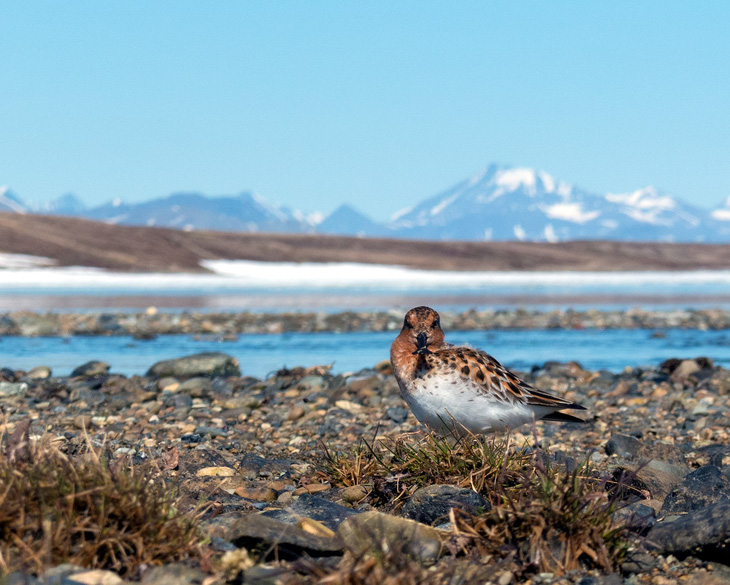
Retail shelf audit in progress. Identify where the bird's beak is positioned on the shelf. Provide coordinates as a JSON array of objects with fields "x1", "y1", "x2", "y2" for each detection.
[{"x1": 413, "y1": 332, "x2": 431, "y2": 355}]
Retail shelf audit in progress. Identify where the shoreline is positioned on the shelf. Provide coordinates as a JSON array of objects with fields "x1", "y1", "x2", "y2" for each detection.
[{"x1": 2, "y1": 307, "x2": 730, "y2": 337}]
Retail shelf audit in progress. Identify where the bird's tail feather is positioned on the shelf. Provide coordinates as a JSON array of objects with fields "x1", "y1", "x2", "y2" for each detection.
[{"x1": 542, "y1": 410, "x2": 587, "y2": 423}]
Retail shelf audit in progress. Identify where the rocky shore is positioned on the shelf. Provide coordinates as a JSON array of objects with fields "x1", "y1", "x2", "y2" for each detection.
[
  {"x1": 2, "y1": 307, "x2": 730, "y2": 337},
  {"x1": 1, "y1": 350, "x2": 729, "y2": 584}
]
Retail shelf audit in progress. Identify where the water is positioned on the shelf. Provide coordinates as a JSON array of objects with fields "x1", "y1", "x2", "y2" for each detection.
[{"x1": 2, "y1": 328, "x2": 728, "y2": 378}]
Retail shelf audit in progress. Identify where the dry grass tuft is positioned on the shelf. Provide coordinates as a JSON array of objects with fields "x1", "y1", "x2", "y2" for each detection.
[
  {"x1": 0, "y1": 426, "x2": 205, "y2": 577},
  {"x1": 321, "y1": 430, "x2": 630, "y2": 577},
  {"x1": 323, "y1": 432, "x2": 530, "y2": 508}
]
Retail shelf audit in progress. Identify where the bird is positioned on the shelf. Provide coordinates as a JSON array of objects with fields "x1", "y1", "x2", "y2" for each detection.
[{"x1": 390, "y1": 306, "x2": 586, "y2": 435}]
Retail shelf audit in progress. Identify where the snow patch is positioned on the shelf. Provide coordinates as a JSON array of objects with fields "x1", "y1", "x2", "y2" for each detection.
[
  {"x1": 543, "y1": 202, "x2": 600, "y2": 224},
  {"x1": 390, "y1": 206, "x2": 413, "y2": 222},
  {"x1": 430, "y1": 193, "x2": 459, "y2": 216},
  {"x1": 495, "y1": 168, "x2": 537, "y2": 194},
  {"x1": 0, "y1": 253, "x2": 56, "y2": 269},
  {"x1": 2, "y1": 261, "x2": 730, "y2": 293},
  {"x1": 556, "y1": 182, "x2": 573, "y2": 199},
  {"x1": 606, "y1": 187, "x2": 676, "y2": 211},
  {"x1": 544, "y1": 224, "x2": 559, "y2": 243},
  {"x1": 538, "y1": 171, "x2": 556, "y2": 193}
]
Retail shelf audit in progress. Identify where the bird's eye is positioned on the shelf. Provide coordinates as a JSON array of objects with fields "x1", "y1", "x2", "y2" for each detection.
[
  {"x1": 404, "y1": 318, "x2": 413, "y2": 329},
  {"x1": 432, "y1": 319, "x2": 440, "y2": 328}
]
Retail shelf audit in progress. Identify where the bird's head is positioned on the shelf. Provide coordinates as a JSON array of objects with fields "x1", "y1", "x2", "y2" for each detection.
[{"x1": 399, "y1": 306, "x2": 445, "y2": 355}]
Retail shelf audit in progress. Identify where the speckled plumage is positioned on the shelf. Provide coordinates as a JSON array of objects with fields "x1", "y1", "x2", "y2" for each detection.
[{"x1": 390, "y1": 306, "x2": 586, "y2": 435}]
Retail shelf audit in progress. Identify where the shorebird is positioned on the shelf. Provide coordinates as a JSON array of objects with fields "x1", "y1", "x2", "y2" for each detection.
[{"x1": 390, "y1": 306, "x2": 586, "y2": 435}]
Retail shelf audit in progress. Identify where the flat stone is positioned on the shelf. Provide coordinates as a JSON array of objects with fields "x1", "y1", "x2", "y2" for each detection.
[
  {"x1": 146, "y1": 352, "x2": 240, "y2": 379},
  {"x1": 403, "y1": 484, "x2": 490, "y2": 526},
  {"x1": 65, "y1": 570, "x2": 124, "y2": 585},
  {"x1": 262, "y1": 494, "x2": 361, "y2": 532},
  {"x1": 338, "y1": 510, "x2": 444, "y2": 564},
  {"x1": 196, "y1": 466, "x2": 237, "y2": 477},
  {"x1": 229, "y1": 513, "x2": 342, "y2": 558},
  {"x1": 235, "y1": 483, "x2": 278, "y2": 502},
  {"x1": 661, "y1": 465, "x2": 730, "y2": 514}
]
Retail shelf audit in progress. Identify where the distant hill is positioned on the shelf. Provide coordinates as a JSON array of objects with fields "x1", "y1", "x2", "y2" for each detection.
[
  {"x1": 1, "y1": 212, "x2": 730, "y2": 273},
  {"x1": 3, "y1": 164, "x2": 730, "y2": 242}
]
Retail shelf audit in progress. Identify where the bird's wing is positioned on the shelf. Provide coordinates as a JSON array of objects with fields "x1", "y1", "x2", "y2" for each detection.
[{"x1": 431, "y1": 346, "x2": 583, "y2": 410}]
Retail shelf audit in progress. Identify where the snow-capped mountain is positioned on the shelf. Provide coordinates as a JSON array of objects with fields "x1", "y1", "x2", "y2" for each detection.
[
  {"x1": 82, "y1": 191, "x2": 316, "y2": 233},
  {"x1": 3, "y1": 166, "x2": 729, "y2": 242},
  {"x1": 317, "y1": 204, "x2": 388, "y2": 237},
  {"x1": 389, "y1": 165, "x2": 718, "y2": 242}
]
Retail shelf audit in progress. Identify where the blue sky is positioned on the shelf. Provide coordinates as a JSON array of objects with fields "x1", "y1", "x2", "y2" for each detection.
[{"x1": 1, "y1": 2, "x2": 729, "y2": 220}]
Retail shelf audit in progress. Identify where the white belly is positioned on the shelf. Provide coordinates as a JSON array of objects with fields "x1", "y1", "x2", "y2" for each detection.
[{"x1": 399, "y1": 376, "x2": 551, "y2": 435}]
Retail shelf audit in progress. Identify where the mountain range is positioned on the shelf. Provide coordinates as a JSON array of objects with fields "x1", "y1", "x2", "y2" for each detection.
[{"x1": 3, "y1": 165, "x2": 730, "y2": 242}]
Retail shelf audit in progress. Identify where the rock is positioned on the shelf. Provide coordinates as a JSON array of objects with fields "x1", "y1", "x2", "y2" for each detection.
[
  {"x1": 611, "y1": 501, "x2": 656, "y2": 535},
  {"x1": 287, "y1": 405, "x2": 306, "y2": 421},
  {"x1": 179, "y1": 377, "x2": 213, "y2": 397},
  {"x1": 229, "y1": 513, "x2": 342, "y2": 558},
  {"x1": 661, "y1": 465, "x2": 730, "y2": 514},
  {"x1": 25, "y1": 365, "x2": 52, "y2": 380},
  {"x1": 264, "y1": 494, "x2": 361, "y2": 532},
  {"x1": 635, "y1": 443, "x2": 687, "y2": 466},
  {"x1": 647, "y1": 499, "x2": 730, "y2": 561},
  {"x1": 141, "y1": 563, "x2": 207, "y2": 585},
  {"x1": 71, "y1": 361, "x2": 110, "y2": 377},
  {"x1": 235, "y1": 483, "x2": 278, "y2": 502},
  {"x1": 671, "y1": 359, "x2": 701, "y2": 380},
  {"x1": 0, "y1": 381, "x2": 28, "y2": 397},
  {"x1": 385, "y1": 406, "x2": 409, "y2": 423},
  {"x1": 620, "y1": 550, "x2": 660, "y2": 575},
  {"x1": 178, "y1": 448, "x2": 231, "y2": 475},
  {"x1": 293, "y1": 483, "x2": 331, "y2": 495},
  {"x1": 605, "y1": 434, "x2": 640, "y2": 459},
  {"x1": 403, "y1": 484, "x2": 490, "y2": 526},
  {"x1": 342, "y1": 485, "x2": 368, "y2": 504},
  {"x1": 146, "y1": 352, "x2": 240, "y2": 379},
  {"x1": 196, "y1": 466, "x2": 237, "y2": 477},
  {"x1": 614, "y1": 460, "x2": 689, "y2": 502},
  {"x1": 1, "y1": 572, "x2": 41, "y2": 585},
  {"x1": 238, "y1": 453, "x2": 292, "y2": 480},
  {"x1": 39, "y1": 565, "x2": 87, "y2": 585},
  {"x1": 338, "y1": 510, "x2": 444, "y2": 564}
]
